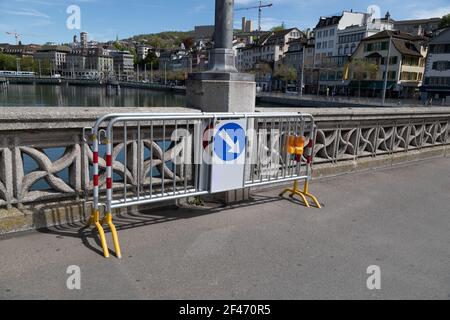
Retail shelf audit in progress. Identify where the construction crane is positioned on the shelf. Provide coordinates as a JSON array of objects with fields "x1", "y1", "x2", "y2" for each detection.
[
  {"x1": 6, "y1": 31, "x2": 21, "y2": 45},
  {"x1": 235, "y1": 1, "x2": 273, "y2": 32}
]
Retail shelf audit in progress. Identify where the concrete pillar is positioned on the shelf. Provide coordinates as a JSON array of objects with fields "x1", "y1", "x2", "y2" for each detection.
[
  {"x1": 186, "y1": 0, "x2": 255, "y2": 113},
  {"x1": 186, "y1": 0, "x2": 255, "y2": 202}
]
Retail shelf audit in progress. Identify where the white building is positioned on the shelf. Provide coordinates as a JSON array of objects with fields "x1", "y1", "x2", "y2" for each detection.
[
  {"x1": 314, "y1": 11, "x2": 367, "y2": 67},
  {"x1": 236, "y1": 28, "x2": 303, "y2": 72},
  {"x1": 315, "y1": 10, "x2": 394, "y2": 93},
  {"x1": 337, "y1": 13, "x2": 393, "y2": 57},
  {"x1": 34, "y1": 45, "x2": 71, "y2": 73},
  {"x1": 422, "y1": 28, "x2": 450, "y2": 104},
  {"x1": 137, "y1": 45, "x2": 153, "y2": 61}
]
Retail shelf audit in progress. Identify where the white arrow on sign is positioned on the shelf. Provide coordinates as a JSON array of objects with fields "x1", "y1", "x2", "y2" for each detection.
[{"x1": 218, "y1": 129, "x2": 241, "y2": 154}]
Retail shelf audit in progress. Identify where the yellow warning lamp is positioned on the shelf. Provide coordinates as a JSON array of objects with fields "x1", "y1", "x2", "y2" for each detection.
[
  {"x1": 286, "y1": 135, "x2": 305, "y2": 155},
  {"x1": 287, "y1": 135, "x2": 296, "y2": 154},
  {"x1": 294, "y1": 136, "x2": 305, "y2": 156}
]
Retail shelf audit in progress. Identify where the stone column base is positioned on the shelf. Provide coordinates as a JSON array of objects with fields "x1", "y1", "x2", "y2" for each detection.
[{"x1": 186, "y1": 72, "x2": 256, "y2": 113}]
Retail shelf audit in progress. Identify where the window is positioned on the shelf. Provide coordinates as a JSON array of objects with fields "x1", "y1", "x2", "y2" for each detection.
[
  {"x1": 317, "y1": 42, "x2": 322, "y2": 49},
  {"x1": 324, "y1": 30, "x2": 329, "y2": 37},
  {"x1": 429, "y1": 44, "x2": 450, "y2": 54},
  {"x1": 390, "y1": 56, "x2": 398, "y2": 65},
  {"x1": 328, "y1": 40, "x2": 334, "y2": 48},
  {"x1": 330, "y1": 29, "x2": 335, "y2": 36},
  {"x1": 432, "y1": 61, "x2": 450, "y2": 71}
]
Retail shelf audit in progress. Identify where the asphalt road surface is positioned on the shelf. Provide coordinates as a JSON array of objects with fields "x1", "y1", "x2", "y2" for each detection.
[{"x1": 1, "y1": 157, "x2": 449, "y2": 300}]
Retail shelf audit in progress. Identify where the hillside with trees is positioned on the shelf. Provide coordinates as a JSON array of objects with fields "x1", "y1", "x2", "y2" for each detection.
[{"x1": 128, "y1": 31, "x2": 195, "y2": 49}]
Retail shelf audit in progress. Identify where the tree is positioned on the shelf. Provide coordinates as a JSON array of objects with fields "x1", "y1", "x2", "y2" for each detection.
[
  {"x1": 274, "y1": 64, "x2": 297, "y2": 82},
  {"x1": 439, "y1": 14, "x2": 450, "y2": 28},
  {"x1": 251, "y1": 62, "x2": 272, "y2": 79},
  {"x1": 139, "y1": 51, "x2": 159, "y2": 70},
  {"x1": 113, "y1": 41, "x2": 125, "y2": 51},
  {"x1": 182, "y1": 37, "x2": 194, "y2": 50},
  {"x1": 271, "y1": 22, "x2": 286, "y2": 32},
  {"x1": 347, "y1": 58, "x2": 378, "y2": 97},
  {"x1": 20, "y1": 56, "x2": 36, "y2": 72},
  {"x1": 0, "y1": 53, "x2": 17, "y2": 71}
]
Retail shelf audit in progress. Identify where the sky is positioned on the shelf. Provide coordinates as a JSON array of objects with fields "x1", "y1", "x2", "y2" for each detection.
[{"x1": 0, "y1": 0, "x2": 449, "y2": 44}]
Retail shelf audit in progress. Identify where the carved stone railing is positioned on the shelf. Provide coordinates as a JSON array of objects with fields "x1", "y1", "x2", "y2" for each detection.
[
  {"x1": 314, "y1": 114, "x2": 450, "y2": 164},
  {"x1": 0, "y1": 107, "x2": 449, "y2": 212}
]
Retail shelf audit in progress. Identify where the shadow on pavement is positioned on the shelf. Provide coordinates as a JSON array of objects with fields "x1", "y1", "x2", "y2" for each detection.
[{"x1": 36, "y1": 193, "x2": 304, "y2": 257}]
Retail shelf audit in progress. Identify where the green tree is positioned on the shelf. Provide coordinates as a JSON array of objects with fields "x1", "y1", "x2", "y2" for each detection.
[
  {"x1": 271, "y1": 22, "x2": 286, "y2": 32},
  {"x1": 113, "y1": 41, "x2": 125, "y2": 51},
  {"x1": 0, "y1": 53, "x2": 17, "y2": 71},
  {"x1": 347, "y1": 58, "x2": 378, "y2": 97},
  {"x1": 20, "y1": 56, "x2": 36, "y2": 72},
  {"x1": 274, "y1": 64, "x2": 297, "y2": 82},
  {"x1": 36, "y1": 58, "x2": 52, "y2": 76},
  {"x1": 439, "y1": 14, "x2": 450, "y2": 28}
]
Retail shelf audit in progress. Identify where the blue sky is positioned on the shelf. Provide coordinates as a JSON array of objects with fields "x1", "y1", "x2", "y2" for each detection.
[{"x1": 0, "y1": 0, "x2": 449, "y2": 44}]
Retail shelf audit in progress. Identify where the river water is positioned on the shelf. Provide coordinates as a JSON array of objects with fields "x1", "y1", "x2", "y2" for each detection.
[{"x1": 0, "y1": 84, "x2": 186, "y2": 107}]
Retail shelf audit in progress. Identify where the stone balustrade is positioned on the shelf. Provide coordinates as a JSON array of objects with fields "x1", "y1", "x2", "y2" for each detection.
[{"x1": 0, "y1": 107, "x2": 449, "y2": 233}]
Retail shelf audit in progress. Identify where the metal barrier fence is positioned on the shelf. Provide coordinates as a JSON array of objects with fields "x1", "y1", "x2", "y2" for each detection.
[{"x1": 85, "y1": 112, "x2": 321, "y2": 258}]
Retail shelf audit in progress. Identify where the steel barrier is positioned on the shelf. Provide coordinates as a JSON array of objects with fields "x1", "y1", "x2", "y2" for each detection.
[{"x1": 84, "y1": 112, "x2": 321, "y2": 258}]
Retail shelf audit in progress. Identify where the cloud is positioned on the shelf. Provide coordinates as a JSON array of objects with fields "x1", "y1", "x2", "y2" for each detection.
[
  {"x1": 2, "y1": 8, "x2": 50, "y2": 18},
  {"x1": 190, "y1": 4, "x2": 207, "y2": 14},
  {"x1": 410, "y1": 6, "x2": 450, "y2": 19}
]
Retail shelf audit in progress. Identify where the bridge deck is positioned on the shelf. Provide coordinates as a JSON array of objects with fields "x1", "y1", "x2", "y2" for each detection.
[{"x1": 0, "y1": 157, "x2": 449, "y2": 299}]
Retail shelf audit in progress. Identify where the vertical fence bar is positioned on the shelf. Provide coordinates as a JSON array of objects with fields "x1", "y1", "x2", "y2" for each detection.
[
  {"x1": 162, "y1": 120, "x2": 165, "y2": 196},
  {"x1": 150, "y1": 121, "x2": 153, "y2": 199},
  {"x1": 106, "y1": 128, "x2": 113, "y2": 215},
  {"x1": 137, "y1": 121, "x2": 141, "y2": 201},
  {"x1": 173, "y1": 120, "x2": 177, "y2": 195},
  {"x1": 123, "y1": 122, "x2": 127, "y2": 203},
  {"x1": 92, "y1": 132, "x2": 99, "y2": 212},
  {"x1": 184, "y1": 119, "x2": 189, "y2": 194}
]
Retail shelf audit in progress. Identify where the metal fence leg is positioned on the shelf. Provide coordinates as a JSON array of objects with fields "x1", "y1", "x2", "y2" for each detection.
[
  {"x1": 300, "y1": 136, "x2": 322, "y2": 209},
  {"x1": 87, "y1": 209, "x2": 110, "y2": 258},
  {"x1": 101, "y1": 212, "x2": 122, "y2": 259},
  {"x1": 280, "y1": 134, "x2": 321, "y2": 209},
  {"x1": 298, "y1": 179, "x2": 321, "y2": 209},
  {"x1": 279, "y1": 179, "x2": 310, "y2": 208}
]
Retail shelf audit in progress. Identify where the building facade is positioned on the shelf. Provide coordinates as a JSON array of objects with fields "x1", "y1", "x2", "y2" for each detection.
[
  {"x1": 64, "y1": 47, "x2": 114, "y2": 79},
  {"x1": 34, "y1": 45, "x2": 71, "y2": 73},
  {"x1": 315, "y1": 11, "x2": 394, "y2": 93},
  {"x1": 349, "y1": 30, "x2": 428, "y2": 98},
  {"x1": 422, "y1": 28, "x2": 450, "y2": 104},
  {"x1": 110, "y1": 50, "x2": 135, "y2": 81},
  {"x1": 394, "y1": 18, "x2": 442, "y2": 37},
  {"x1": 236, "y1": 28, "x2": 303, "y2": 72}
]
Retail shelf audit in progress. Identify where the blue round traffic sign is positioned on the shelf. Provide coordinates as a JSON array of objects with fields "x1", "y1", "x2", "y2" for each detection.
[{"x1": 213, "y1": 122, "x2": 246, "y2": 162}]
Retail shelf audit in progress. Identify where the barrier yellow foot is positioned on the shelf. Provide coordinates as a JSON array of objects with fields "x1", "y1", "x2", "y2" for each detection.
[
  {"x1": 298, "y1": 181, "x2": 322, "y2": 209},
  {"x1": 280, "y1": 180, "x2": 321, "y2": 209},
  {"x1": 102, "y1": 213, "x2": 122, "y2": 259},
  {"x1": 88, "y1": 210, "x2": 110, "y2": 258}
]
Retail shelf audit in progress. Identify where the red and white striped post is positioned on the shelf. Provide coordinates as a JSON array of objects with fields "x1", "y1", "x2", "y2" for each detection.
[
  {"x1": 103, "y1": 132, "x2": 122, "y2": 259},
  {"x1": 90, "y1": 132, "x2": 110, "y2": 258}
]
